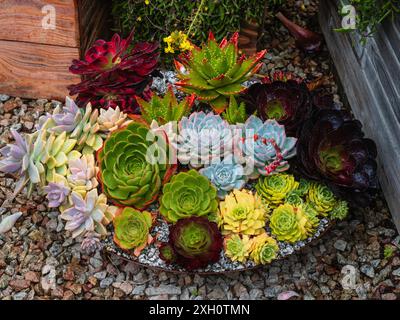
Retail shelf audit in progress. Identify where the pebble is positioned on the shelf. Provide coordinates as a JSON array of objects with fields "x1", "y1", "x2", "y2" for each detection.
[
  {"x1": 145, "y1": 285, "x2": 182, "y2": 296},
  {"x1": 392, "y1": 268, "x2": 400, "y2": 277},
  {"x1": 334, "y1": 240, "x2": 348, "y2": 252},
  {"x1": 13, "y1": 292, "x2": 28, "y2": 300},
  {"x1": 99, "y1": 277, "x2": 114, "y2": 289},
  {"x1": 360, "y1": 264, "x2": 375, "y2": 278}
]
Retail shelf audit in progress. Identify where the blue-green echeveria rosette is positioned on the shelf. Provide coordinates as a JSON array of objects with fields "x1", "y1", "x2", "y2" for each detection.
[
  {"x1": 98, "y1": 122, "x2": 175, "y2": 209},
  {"x1": 237, "y1": 115, "x2": 297, "y2": 178},
  {"x1": 177, "y1": 112, "x2": 233, "y2": 168},
  {"x1": 160, "y1": 170, "x2": 218, "y2": 223},
  {"x1": 199, "y1": 155, "x2": 246, "y2": 199}
]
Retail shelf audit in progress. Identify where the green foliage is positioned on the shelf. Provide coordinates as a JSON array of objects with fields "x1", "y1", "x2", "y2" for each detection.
[
  {"x1": 222, "y1": 96, "x2": 248, "y2": 124},
  {"x1": 384, "y1": 244, "x2": 397, "y2": 259},
  {"x1": 112, "y1": 0, "x2": 278, "y2": 47},
  {"x1": 337, "y1": 0, "x2": 399, "y2": 43}
]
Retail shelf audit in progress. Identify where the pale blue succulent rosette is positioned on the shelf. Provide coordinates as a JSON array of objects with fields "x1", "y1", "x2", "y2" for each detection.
[
  {"x1": 199, "y1": 155, "x2": 246, "y2": 199},
  {"x1": 177, "y1": 111, "x2": 233, "y2": 168},
  {"x1": 237, "y1": 115, "x2": 297, "y2": 178}
]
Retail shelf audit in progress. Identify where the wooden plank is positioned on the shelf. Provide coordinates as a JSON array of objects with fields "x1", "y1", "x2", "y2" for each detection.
[
  {"x1": 319, "y1": 0, "x2": 400, "y2": 232},
  {"x1": 0, "y1": 0, "x2": 79, "y2": 48},
  {"x1": 0, "y1": 40, "x2": 80, "y2": 100}
]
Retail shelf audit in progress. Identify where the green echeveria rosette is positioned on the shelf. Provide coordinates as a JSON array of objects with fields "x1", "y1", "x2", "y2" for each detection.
[
  {"x1": 285, "y1": 190, "x2": 304, "y2": 206},
  {"x1": 98, "y1": 122, "x2": 175, "y2": 209},
  {"x1": 113, "y1": 207, "x2": 154, "y2": 255},
  {"x1": 307, "y1": 183, "x2": 337, "y2": 216},
  {"x1": 256, "y1": 173, "x2": 299, "y2": 207},
  {"x1": 330, "y1": 200, "x2": 349, "y2": 220},
  {"x1": 269, "y1": 204, "x2": 307, "y2": 243},
  {"x1": 160, "y1": 170, "x2": 218, "y2": 223},
  {"x1": 164, "y1": 216, "x2": 223, "y2": 270}
]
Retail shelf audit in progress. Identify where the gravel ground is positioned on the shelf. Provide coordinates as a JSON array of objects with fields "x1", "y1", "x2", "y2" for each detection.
[{"x1": 0, "y1": 0, "x2": 399, "y2": 300}]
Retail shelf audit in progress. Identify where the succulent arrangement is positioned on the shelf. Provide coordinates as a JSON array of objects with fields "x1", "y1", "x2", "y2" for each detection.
[{"x1": 0, "y1": 30, "x2": 378, "y2": 272}]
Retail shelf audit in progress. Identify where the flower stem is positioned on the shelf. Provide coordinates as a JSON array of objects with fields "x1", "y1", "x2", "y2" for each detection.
[{"x1": 187, "y1": 0, "x2": 206, "y2": 36}]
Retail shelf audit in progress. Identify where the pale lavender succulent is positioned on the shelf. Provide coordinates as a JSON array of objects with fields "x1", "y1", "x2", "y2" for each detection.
[
  {"x1": 0, "y1": 130, "x2": 27, "y2": 174},
  {"x1": 43, "y1": 182, "x2": 70, "y2": 208},
  {"x1": 81, "y1": 232, "x2": 103, "y2": 255},
  {"x1": 237, "y1": 115, "x2": 297, "y2": 177},
  {"x1": 177, "y1": 111, "x2": 233, "y2": 168},
  {"x1": 60, "y1": 189, "x2": 108, "y2": 238},
  {"x1": 199, "y1": 155, "x2": 246, "y2": 199}
]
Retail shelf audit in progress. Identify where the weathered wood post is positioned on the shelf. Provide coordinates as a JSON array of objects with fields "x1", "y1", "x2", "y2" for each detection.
[{"x1": 319, "y1": 0, "x2": 400, "y2": 231}]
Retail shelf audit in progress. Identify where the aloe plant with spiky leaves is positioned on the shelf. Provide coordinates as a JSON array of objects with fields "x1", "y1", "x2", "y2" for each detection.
[
  {"x1": 174, "y1": 32, "x2": 266, "y2": 113},
  {"x1": 136, "y1": 86, "x2": 195, "y2": 125},
  {"x1": 221, "y1": 96, "x2": 248, "y2": 125}
]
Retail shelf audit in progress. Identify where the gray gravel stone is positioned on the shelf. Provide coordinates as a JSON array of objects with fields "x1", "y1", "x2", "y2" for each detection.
[
  {"x1": 334, "y1": 239, "x2": 348, "y2": 252},
  {"x1": 145, "y1": 285, "x2": 182, "y2": 296}
]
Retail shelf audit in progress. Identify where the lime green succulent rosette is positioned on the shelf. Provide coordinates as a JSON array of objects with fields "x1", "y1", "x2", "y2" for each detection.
[
  {"x1": 256, "y1": 173, "x2": 299, "y2": 207},
  {"x1": 330, "y1": 200, "x2": 349, "y2": 220},
  {"x1": 249, "y1": 233, "x2": 279, "y2": 265},
  {"x1": 269, "y1": 203, "x2": 310, "y2": 243},
  {"x1": 307, "y1": 183, "x2": 337, "y2": 215},
  {"x1": 296, "y1": 178, "x2": 311, "y2": 196},
  {"x1": 113, "y1": 207, "x2": 154, "y2": 256},
  {"x1": 285, "y1": 190, "x2": 304, "y2": 207},
  {"x1": 98, "y1": 122, "x2": 175, "y2": 209},
  {"x1": 302, "y1": 202, "x2": 320, "y2": 231},
  {"x1": 223, "y1": 234, "x2": 252, "y2": 263},
  {"x1": 160, "y1": 170, "x2": 218, "y2": 223}
]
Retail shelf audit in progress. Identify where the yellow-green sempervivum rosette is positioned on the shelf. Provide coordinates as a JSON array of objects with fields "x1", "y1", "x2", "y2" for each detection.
[
  {"x1": 113, "y1": 207, "x2": 154, "y2": 256},
  {"x1": 256, "y1": 173, "x2": 299, "y2": 208},
  {"x1": 330, "y1": 200, "x2": 349, "y2": 220},
  {"x1": 223, "y1": 234, "x2": 252, "y2": 263},
  {"x1": 249, "y1": 233, "x2": 279, "y2": 265},
  {"x1": 97, "y1": 122, "x2": 176, "y2": 209},
  {"x1": 307, "y1": 183, "x2": 337, "y2": 216},
  {"x1": 218, "y1": 189, "x2": 269, "y2": 236},
  {"x1": 269, "y1": 204, "x2": 310, "y2": 243},
  {"x1": 159, "y1": 170, "x2": 218, "y2": 223}
]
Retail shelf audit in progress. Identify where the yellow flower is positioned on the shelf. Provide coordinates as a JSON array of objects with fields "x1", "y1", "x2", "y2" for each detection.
[
  {"x1": 136, "y1": 16, "x2": 142, "y2": 22},
  {"x1": 145, "y1": 0, "x2": 150, "y2": 5}
]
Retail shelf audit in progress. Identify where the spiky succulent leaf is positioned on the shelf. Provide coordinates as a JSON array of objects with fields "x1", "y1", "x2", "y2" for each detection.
[
  {"x1": 221, "y1": 96, "x2": 248, "y2": 125},
  {"x1": 175, "y1": 32, "x2": 266, "y2": 113}
]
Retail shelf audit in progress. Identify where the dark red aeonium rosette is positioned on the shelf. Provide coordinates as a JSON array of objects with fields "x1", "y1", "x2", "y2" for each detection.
[
  {"x1": 160, "y1": 217, "x2": 223, "y2": 271},
  {"x1": 244, "y1": 79, "x2": 312, "y2": 136},
  {"x1": 296, "y1": 109, "x2": 378, "y2": 205},
  {"x1": 68, "y1": 30, "x2": 159, "y2": 113}
]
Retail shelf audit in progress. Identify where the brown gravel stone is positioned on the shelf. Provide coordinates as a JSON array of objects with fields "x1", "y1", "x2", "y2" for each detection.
[
  {"x1": 9, "y1": 279, "x2": 30, "y2": 291},
  {"x1": 24, "y1": 271, "x2": 39, "y2": 283}
]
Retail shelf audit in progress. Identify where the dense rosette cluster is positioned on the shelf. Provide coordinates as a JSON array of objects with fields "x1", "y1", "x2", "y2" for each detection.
[
  {"x1": 113, "y1": 207, "x2": 154, "y2": 255},
  {"x1": 218, "y1": 189, "x2": 268, "y2": 236},
  {"x1": 296, "y1": 109, "x2": 378, "y2": 204},
  {"x1": 175, "y1": 32, "x2": 266, "y2": 113},
  {"x1": 269, "y1": 204, "x2": 312, "y2": 243},
  {"x1": 245, "y1": 80, "x2": 311, "y2": 136},
  {"x1": 237, "y1": 116, "x2": 297, "y2": 177},
  {"x1": 177, "y1": 112, "x2": 233, "y2": 168},
  {"x1": 98, "y1": 122, "x2": 175, "y2": 209},
  {"x1": 199, "y1": 155, "x2": 246, "y2": 199},
  {"x1": 249, "y1": 233, "x2": 279, "y2": 265},
  {"x1": 160, "y1": 170, "x2": 218, "y2": 223},
  {"x1": 161, "y1": 217, "x2": 223, "y2": 270},
  {"x1": 307, "y1": 183, "x2": 337, "y2": 215},
  {"x1": 256, "y1": 173, "x2": 299, "y2": 207},
  {"x1": 69, "y1": 31, "x2": 159, "y2": 113},
  {"x1": 223, "y1": 234, "x2": 252, "y2": 263}
]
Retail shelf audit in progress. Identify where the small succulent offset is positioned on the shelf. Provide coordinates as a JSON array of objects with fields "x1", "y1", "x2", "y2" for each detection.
[
  {"x1": 43, "y1": 181, "x2": 70, "y2": 208},
  {"x1": 67, "y1": 154, "x2": 99, "y2": 197},
  {"x1": 60, "y1": 189, "x2": 115, "y2": 238},
  {"x1": 224, "y1": 234, "x2": 252, "y2": 263},
  {"x1": 81, "y1": 232, "x2": 103, "y2": 255},
  {"x1": 98, "y1": 122, "x2": 175, "y2": 209},
  {"x1": 113, "y1": 207, "x2": 154, "y2": 256},
  {"x1": 249, "y1": 233, "x2": 279, "y2": 265},
  {"x1": 330, "y1": 200, "x2": 349, "y2": 220},
  {"x1": 297, "y1": 109, "x2": 377, "y2": 205},
  {"x1": 0, "y1": 129, "x2": 45, "y2": 196},
  {"x1": 245, "y1": 80, "x2": 311, "y2": 136},
  {"x1": 97, "y1": 106, "x2": 132, "y2": 135},
  {"x1": 218, "y1": 189, "x2": 268, "y2": 236},
  {"x1": 256, "y1": 173, "x2": 299, "y2": 208},
  {"x1": 307, "y1": 183, "x2": 337, "y2": 216},
  {"x1": 160, "y1": 170, "x2": 218, "y2": 223},
  {"x1": 199, "y1": 155, "x2": 246, "y2": 199},
  {"x1": 177, "y1": 112, "x2": 233, "y2": 168},
  {"x1": 222, "y1": 96, "x2": 248, "y2": 125},
  {"x1": 69, "y1": 30, "x2": 159, "y2": 113},
  {"x1": 269, "y1": 203, "x2": 311, "y2": 243},
  {"x1": 175, "y1": 32, "x2": 266, "y2": 113},
  {"x1": 160, "y1": 217, "x2": 223, "y2": 270},
  {"x1": 136, "y1": 86, "x2": 195, "y2": 125},
  {"x1": 237, "y1": 116, "x2": 297, "y2": 177}
]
